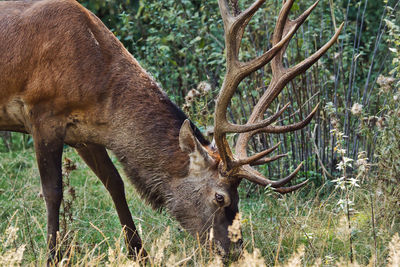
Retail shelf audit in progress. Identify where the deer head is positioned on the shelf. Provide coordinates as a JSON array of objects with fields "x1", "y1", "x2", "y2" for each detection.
[{"x1": 168, "y1": 0, "x2": 342, "y2": 257}]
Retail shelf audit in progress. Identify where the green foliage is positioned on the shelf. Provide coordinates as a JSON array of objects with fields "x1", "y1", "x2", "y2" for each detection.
[
  {"x1": 0, "y1": 133, "x2": 33, "y2": 152},
  {"x1": 80, "y1": 0, "x2": 225, "y2": 106},
  {"x1": 373, "y1": 12, "x2": 400, "y2": 221}
]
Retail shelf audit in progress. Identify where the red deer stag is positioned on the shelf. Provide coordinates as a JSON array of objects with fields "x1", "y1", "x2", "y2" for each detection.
[{"x1": 0, "y1": 0, "x2": 342, "y2": 262}]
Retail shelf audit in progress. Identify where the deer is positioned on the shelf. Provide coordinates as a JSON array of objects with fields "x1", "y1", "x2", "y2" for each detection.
[{"x1": 0, "y1": 0, "x2": 342, "y2": 263}]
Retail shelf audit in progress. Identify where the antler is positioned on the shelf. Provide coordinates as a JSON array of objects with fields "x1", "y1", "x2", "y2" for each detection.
[{"x1": 214, "y1": 0, "x2": 343, "y2": 193}]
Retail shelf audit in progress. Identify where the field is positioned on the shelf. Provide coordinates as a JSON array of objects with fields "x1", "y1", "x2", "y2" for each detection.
[{"x1": 0, "y1": 135, "x2": 399, "y2": 266}]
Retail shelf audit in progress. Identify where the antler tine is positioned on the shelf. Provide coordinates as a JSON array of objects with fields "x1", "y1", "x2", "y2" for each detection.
[
  {"x1": 247, "y1": 2, "x2": 335, "y2": 121},
  {"x1": 272, "y1": 0, "x2": 320, "y2": 72},
  {"x1": 274, "y1": 0, "x2": 320, "y2": 43},
  {"x1": 227, "y1": 102, "x2": 290, "y2": 133},
  {"x1": 250, "y1": 153, "x2": 288, "y2": 166},
  {"x1": 273, "y1": 179, "x2": 309, "y2": 194},
  {"x1": 271, "y1": 0, "x2": 295, "y2": 54},
  {"x1": 235, "y1": 103, "x2": 319, "y2": 162},
  {"x1": 218, "y1": 0, "x2": 266, "y2": 63},
  {"x1": 244, "y1": 23, "x2": 342, "y2": 127},
  {"x1": 286, "y1": 22, "x2": 344, "y2": 80},
  {"x1": 218, "y1": 0, "x2": 266, "y2": 30},
  {"x1": 295, "y1": 0, "x2": 320, "y2": 26},
  {"x1": 256, "y1": 103, "x2": 319, "y2": 134},
  {"x1": 233, "y1": 141, "x2": 281, "y2": 167},
  {"x1": 238, "y1": 164, "x2": 309, "y2": 195},
  {"x1": 218, "y1": 0, "x2": 233, "y2": 25},
  {"x1": 271, "y1": 162, "x2": 303, "y2": 187},
  {"x1": 238, "y1": 162, "x2": 304, "y2": 188},
  {"x1": 241, "y1": 25, "x2": 298, "y2": 76},
  {"x1": 232, "y1": 0, "x2": 266, "y2": 56}
]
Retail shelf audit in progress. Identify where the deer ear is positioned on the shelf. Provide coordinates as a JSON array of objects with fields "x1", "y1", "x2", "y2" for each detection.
[
  {"x1": 179, "y1": 120, "x2": 216, "y2": 170},
  {"x1": 179, "y1": 119, "x2": 196, "y2": 153}
]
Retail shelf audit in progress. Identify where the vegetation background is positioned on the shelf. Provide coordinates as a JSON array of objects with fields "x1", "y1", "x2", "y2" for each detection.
[{"x1": 0, "y1": 0, "x2": 399, "y2": 265}]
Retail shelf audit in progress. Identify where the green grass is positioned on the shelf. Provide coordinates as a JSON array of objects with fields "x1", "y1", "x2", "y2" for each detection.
[{"x1": 0, "y1": 144, "x2": 398, "y2": 266}]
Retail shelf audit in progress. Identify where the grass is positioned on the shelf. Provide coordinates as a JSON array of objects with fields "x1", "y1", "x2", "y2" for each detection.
[{"x1": 0, "y1": 142, "x2": 399, "y2": 266}]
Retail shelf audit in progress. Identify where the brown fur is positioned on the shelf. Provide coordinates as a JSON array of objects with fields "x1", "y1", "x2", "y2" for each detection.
[
  {"x1": 0, "y1": 0, "x2": 241, "y2": 262},
  {"x1": 0, "y1": 0, "x2": 190, "y2": 197}
]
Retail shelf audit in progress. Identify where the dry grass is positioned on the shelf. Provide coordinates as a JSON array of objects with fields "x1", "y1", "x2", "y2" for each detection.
[{"x1": 1, "y1": 213, "x2": 400, "y2": 267}]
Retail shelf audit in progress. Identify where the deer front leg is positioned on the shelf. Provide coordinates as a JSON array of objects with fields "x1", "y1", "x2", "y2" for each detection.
[
  {"x1": 75, "y1": 143, "x2": 147, "y2": 259},
  {"x1": 32, "y1": 125, "x2": 65, "y2": 264}
]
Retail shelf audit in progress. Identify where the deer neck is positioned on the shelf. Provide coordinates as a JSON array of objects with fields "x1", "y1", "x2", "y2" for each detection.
[{"x1": 103, "y1": 77, "x2": 193, "y2": 209}]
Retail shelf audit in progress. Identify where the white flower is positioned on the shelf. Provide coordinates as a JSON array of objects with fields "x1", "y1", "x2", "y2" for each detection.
[
  {"x1": 336, "y1": 161, "x2": 345, "y2": 171},
  {"x1": 305, "y1": 232, "x2": 314, "y2": 239},
  {"x1": 337, "y1": 199, "x2": 346, "y2": 210},
  {"x1": 337, "y1": 157, "x2": 353, "y2": 171},
  {"x1": 332, "y1": 176, "x2": 346, "y2": 190},
  {"x1": 336, "y1": 148, "x2": 346, "y2": 155},
  {"x1": 343, "y1": 157, "x2": 353, "y2": 164},
  {"x1": 347, "y1": 178, "x2": 360, "y2": 187}
]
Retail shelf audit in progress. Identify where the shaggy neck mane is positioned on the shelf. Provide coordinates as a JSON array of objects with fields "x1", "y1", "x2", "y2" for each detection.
[{"x1": 108, "y1": 72, "x2": 209, "y2": 210}]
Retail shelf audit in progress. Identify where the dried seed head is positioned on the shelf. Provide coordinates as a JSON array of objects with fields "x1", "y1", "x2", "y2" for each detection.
[
  {"x1": 377, "y1": 75, "x2": 396, "y2": 93},
  {"x1": 377, "y1": 75, "x2": 395, "y2": 87},
  {"x1": 228, "y1": 213, "x2": 242, "y2": 242},
  {"x1": 185, "y1": 95, "x2": 193, "y2": 103},
  {"x1": 151, "y1": 227, "x2": 171, "y2": 266},
  {"x1": 187, "y1": 89, "x2": 200, "y2": 98},
  {"x1": 356, "y1": 154, "x2": 369, "y2": 174},
  {"x1": 364, "y1": 116, "x2": 378, "y2": 128},
  {"x1": 351, "y1": 103, "x2": 363, "y2": 116},
  {"x1": 376, "y1": 117, "x2": 385, "y2": 129},
  {"x1": 197, "y1": 81, "x2": 212, "y2": 93},
  {"x1": 185, "y1": 89, "x2": 200, "y2": 106},
  {"x1": 231, "y1": 249, "x2": 266, "y2": 267},
  {"x1": 183, "y1": 103, "x2": 191, "y2": 113},
  {"x1": 331, "y1": 117, "x2": 339, "y2": 129}
]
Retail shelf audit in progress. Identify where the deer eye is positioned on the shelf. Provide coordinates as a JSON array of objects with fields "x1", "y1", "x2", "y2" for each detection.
[{"x1": 215, "y1": 193, "x2": 225, "y2": 204}]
